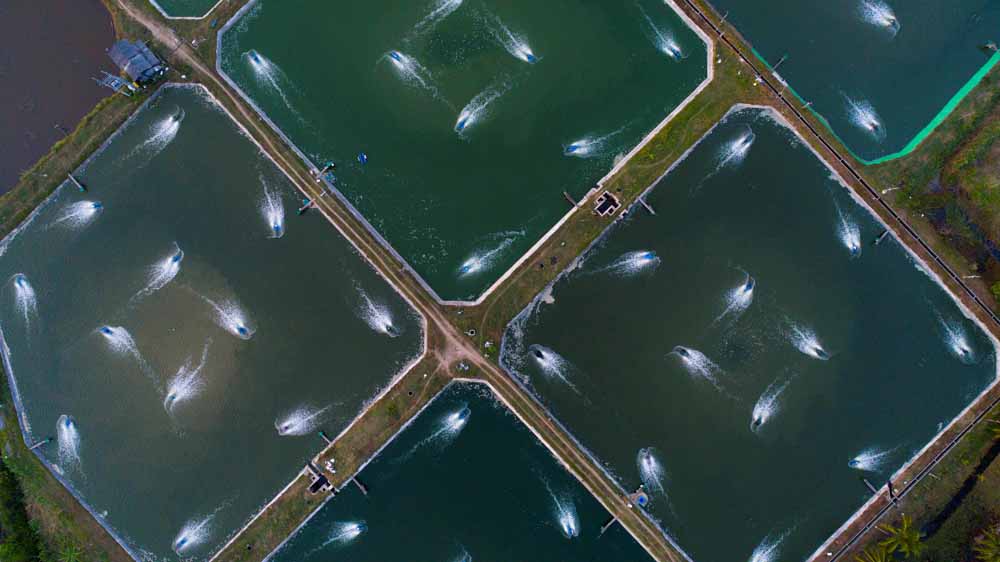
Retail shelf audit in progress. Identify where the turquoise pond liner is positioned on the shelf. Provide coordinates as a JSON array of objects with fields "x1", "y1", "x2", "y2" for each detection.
[{"x1": 710, "y1": 0, "x2": 1000, "y2": 163}]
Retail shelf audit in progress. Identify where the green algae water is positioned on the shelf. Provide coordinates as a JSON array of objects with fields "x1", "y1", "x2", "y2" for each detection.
[
  {"x1": 267, "y1": 382, "x2": 651, "y2": 562},
  {"x1": 501, "y1": 108, "x2": 998, "y2": 562},
  {"x1": 0, "y1": 85, "x2": 422, "y2": 561},
  {"x1": 707, "y1": 0, "x2": 1000, "y2": 162},
  {"x1": 219, "y1": 0, "x2": 707, "y2": 301},
  {"x1": 148, "y1": 0, "x2": 218, "y2": 18}
]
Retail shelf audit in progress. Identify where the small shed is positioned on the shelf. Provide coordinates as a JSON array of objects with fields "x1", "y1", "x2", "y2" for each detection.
[
  {"x1": 304, "y1": 461, "x2": 332, "y2": 494},
  {"x1": 107, "y1": 40, "x2": 168, "y2": 85},
  {"x1": 594, "y1": 191, "x2": 622, "y2": 217}
]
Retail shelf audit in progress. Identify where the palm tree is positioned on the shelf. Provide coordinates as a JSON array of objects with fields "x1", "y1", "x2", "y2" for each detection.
[
  {"x1": 974, "y1": 526, "x2": 1000, "y2": 562},
  {"x1": 854, "y1": 545, "x2": 891, "y2": 562},
  {"x1": 58, "y1": 544, "x2": 82, "y2": 562},
  {"x1": 879, "y1": 514, "x2": 925, "y2": 559}
]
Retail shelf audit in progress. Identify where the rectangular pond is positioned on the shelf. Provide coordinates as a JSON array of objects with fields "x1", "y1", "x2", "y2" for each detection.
[
  {"x1": 218, "y1": 0, "x2": 708, "y2": 301},
  {"x1": 501, "y1": 107, "x2": 999, "y2": 562},
  {"x1": 0, "y1": 85, "x2": 423, "y2": 561},
  {"x1": 266, "y1": 382, "x2": 651, "y2": 562},
  {"x1": 707, "y1": 0, "x2": 1000, "y2": 162}
]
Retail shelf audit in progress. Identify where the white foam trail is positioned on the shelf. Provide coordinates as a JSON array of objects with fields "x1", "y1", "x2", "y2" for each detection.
[
  {"x1": 56, "y1": 414, "x2": 81, "y2": 468},
  {"x1": 749, "y1": 530, "x2": 790, "y2": 562},
  {"x1": 638, "y1": 4, "x2": 684, "y2": 60},
  {"x1": 636, "y1": 447, "x2": 667, "y2": 495},
  {"x1": 787, "y1": 324, "x2": 830, "y2": 360},
  {"x1": 458, "y1": 232, "x2": 521, "y2": 277},
  {"x1": 130, "y1": 108, "x2": 184, "y2": 160},
  {"x1": 528, "y1": 344, "x2": 577, "y2": 389},
  {"x1": 554, "y1": 496, "x2": 579, "y2": 539},
  {"x1": 325, "y1": 521, "x2": 366, "y2": 545},
  {"x1": 715, "y1": 274, "x2": 755, "y2": 324},
  {"x1": 595, "y1": 250, "x2": 661, "y2": 277},
  {"x1": 938, "y1": 315, "x2": 976, "y2": 364},
  {"x1": 449, "y1": 548, "x2": 472, "y2": 562},
  {"x1": 51, "y1": 201, "x2": 103, "y2": 229},
  {"x1": 275, "y1": 404, "x2": 332, "y2": 436},
  {"x1": 849, "y1": 446, "x2": 897, "y2": 472},
  {"x1": 356, "y1": 287, "x2": 399, "y2": 337},
  {"x1": 172, "y1": 511, "x2": 218, "y2": 556},
  {"x1": 717, "y1": 127, "x2": 756, "y2": 169},
  {"x1": 403, "y1": 406, "x2": 471, "y2": 459},
  {"x1": 197, "y1": 294, "x2": 255, "y2": 340},
  {"x1": 386, "y1": 50, "x2": 448, "y2": 103},
  {"x1": 245, "y1": 50, "x2": 300, "y2": 116},
  {"x1": 455, "y1": 81, "x2": 510, "y2": 136},
  {"x1": 132, "y1": 243, "x2": 183, "y2": 304},
  {"x1": 97, "y1": 325, "x2": 155, "y2": 377},
  {"x1": 482, "y1": 13, "x2": 538, "y2": 63},
  {"x1": 412, "y1": 0, "x2": 463, "y2": 35},
  {"x1": 751, "y1": 379, "x2": 790, "y2": 432},
  {"x1": 859, "y1": 0, "x2": 900, "y2": 35},
  {"x1": 432, "y1": 406, "x2": 472, "y2": 438},
  {"x1": 671, "y1": 346, "x2": 723, "y2": 388},
  {"x1": 10, "y1": 274, "x2": 38, "y2": 329},
  {"x1": 164, "y1": 342, "x2": 210, "y2": 414},
  {"x1": 260, "y1": 182, "x2": 285, "y2": 239},
  {"x1": 308, "y1": 521, "x2": 366, "y2": 555},
  {"x1": 500, "y1": 288, "x2": 551, "y2": 387},
  {"x1": 563, "y1": 127, "x2": 627, "y2": 159},
  {"x1": 836, "y1": 208, "x2": 862, "y2": 258},
  {"x1": 845, "y1": 95, "x2": 886, "y2": 141}
]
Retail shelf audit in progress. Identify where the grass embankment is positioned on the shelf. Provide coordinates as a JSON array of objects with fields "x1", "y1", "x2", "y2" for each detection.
[
  {"x1": 0, "y1": 453, "x2": 44, "y2": 562},
  {"x1": 863, "y1": 62, "x2": 1000, "y2": 306},
  {"x1": 844, "y1": 404, "x2": 1000, "y2": 562}
]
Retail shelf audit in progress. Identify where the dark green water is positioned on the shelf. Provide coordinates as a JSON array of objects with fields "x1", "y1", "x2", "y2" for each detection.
[
  {"x1": 707, "y1": 0, "x2": 1000, "y2": 161},
  {"x1": 148, "y1": 0, "x2": 218, "y2": 18},
  {"x1": 219, "y1": 0, "x2": 707, "y2": 301},
  {"x1": 0, "y1": 86, "x2": 422, "y2": 561},
  {"x1": 501, "y1": 109, "x2": 998, "y2": 562},
  {"x1": 268, "y1": 382, "x2": 651, "y2": 562}
]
